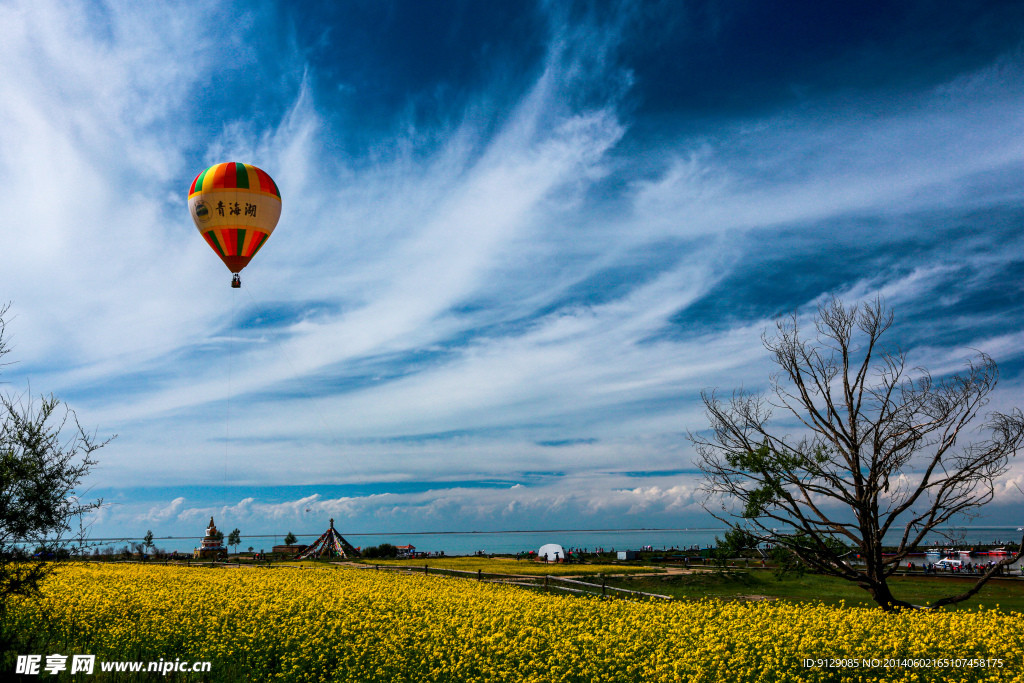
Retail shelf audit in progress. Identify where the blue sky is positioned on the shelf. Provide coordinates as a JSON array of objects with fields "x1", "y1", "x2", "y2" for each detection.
[{"x1": 1, "y1": 1, "x2": 1023, "y2": 540}]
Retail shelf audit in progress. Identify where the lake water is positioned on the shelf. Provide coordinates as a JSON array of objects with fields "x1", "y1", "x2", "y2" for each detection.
[{"x1": 93, "y1": 526, "x2": 1023, "y2": 564}]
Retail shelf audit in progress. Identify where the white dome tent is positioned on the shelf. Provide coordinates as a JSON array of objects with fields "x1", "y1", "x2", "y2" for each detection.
[{"x1": 537, "y1": 543, "x2": 564, "y2": 563}]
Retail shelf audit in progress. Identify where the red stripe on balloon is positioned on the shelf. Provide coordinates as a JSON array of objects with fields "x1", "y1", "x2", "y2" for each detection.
[
  {"x1": 224, "y1": 162, "x2": 237, "y2": 189},
  {"x1": 218, "y1": 229, "x2": 234, "y2": 255},
  {"x1": 254, "y1": 167, "x2": 271, "y2": 194}
]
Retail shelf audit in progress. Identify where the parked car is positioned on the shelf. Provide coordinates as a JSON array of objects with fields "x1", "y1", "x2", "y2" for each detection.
[{"x1": 935, "y1": 559, "x2": 962, "y2": 571}]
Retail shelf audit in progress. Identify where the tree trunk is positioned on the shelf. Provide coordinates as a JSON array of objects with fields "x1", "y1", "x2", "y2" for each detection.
[
  {"x1": 862, "y1": 530, "x2": 914, "y2": 611},
  {"x1": 864, "y1": 579, "x2": 913, "y2": 612}
]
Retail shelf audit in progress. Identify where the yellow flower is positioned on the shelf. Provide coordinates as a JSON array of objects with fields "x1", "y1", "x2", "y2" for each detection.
[{"x1": 4, "y1": 563, "x2": 1020, "y2": 682}]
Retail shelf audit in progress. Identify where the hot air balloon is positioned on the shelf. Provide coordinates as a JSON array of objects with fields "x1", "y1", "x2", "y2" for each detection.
[{"x1": 188, "y1": 162, "x2": 281, "y2": 288}]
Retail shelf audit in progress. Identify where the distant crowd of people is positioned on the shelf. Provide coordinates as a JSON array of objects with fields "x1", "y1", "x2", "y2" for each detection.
[{"x1": 908, "y1": 560, "x2": 1006, "y2": 575}]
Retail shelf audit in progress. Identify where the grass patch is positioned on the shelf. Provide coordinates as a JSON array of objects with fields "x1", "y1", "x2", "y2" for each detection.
[
  {"x1": 607, "y1": 569, "x2": 1024, "y2": 611},
  {"x1": 354, "y1": 556, "x2": 659, "y2": 576}
]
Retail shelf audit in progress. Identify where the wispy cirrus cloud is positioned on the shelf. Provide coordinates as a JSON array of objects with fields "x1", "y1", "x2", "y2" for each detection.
[{"x1": 2, "y1": 1, "x2": 1023, "y2": 536}]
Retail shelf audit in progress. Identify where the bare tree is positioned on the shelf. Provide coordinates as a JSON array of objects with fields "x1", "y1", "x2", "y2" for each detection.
[{"x1": 692, "y1": 296, "x2": 1024, "y2": 611}]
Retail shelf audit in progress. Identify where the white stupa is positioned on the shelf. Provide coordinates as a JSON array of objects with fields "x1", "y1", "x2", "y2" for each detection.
[{"x1": 538, "y1": 543, "x2": 564, "y2": 562}]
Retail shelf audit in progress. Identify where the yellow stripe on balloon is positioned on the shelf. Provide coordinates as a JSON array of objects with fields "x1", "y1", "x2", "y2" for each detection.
[
  {"x1": 244, "y1": 164, "x2": 260, "y2": 191},
  {"x1": 242, "y1": 229, "x2": 258, "y2": 256}
]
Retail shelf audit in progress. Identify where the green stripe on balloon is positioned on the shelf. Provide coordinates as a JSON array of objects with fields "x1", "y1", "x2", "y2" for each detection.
[
  {"x1": 252, "y1": 232, "x2": 269, "y2": 255},
  {"x1": 235, "y1": 163, "x2": 249, "y2": 189},
  {"x1": 195, "y1": 167, "x2": 210, "y2": 192},
  {"x1": 204, "y1": 231, "x2": 225, "y2": 258},
  {"x1": 236, "y1": 229, "x2": 246, "y2": 256}
]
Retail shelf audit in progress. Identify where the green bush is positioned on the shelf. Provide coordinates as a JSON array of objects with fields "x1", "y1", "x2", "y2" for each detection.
[{"x1": 363, "y1": 544, "x2": 399, "y2": 559}]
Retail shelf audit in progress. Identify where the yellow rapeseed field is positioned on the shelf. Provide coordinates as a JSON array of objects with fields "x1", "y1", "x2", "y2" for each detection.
[{"x1": 5, "y1": 563, "x2": 1021, "y2": 682}]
